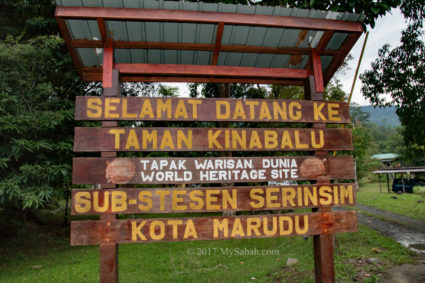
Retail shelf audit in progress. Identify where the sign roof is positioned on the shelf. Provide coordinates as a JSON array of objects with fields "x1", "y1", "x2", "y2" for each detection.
[{"x1": 55, "y1": 0, "x2": 364, "y2": 84}]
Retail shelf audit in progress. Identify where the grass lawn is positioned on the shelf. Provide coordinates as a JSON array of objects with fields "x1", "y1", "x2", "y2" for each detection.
[
  {"x1": 357, "y1": 183, "x2": 425, "y2": 221},
  {"x1": 0, "y1": 213, "x2": 415, "y2": 283}
]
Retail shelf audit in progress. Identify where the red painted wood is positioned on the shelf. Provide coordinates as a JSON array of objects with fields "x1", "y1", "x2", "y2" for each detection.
[
  {"x1": 102, "y1": 39, "x2": 114, "y2": 88},
  {"x1": 311, "y1": 49, "x2": 324, "y2": 93},
  {"x1": 97, "y1": 18, "x2": 108, "y2": 42},
  {"x1": 212, "y1": 23, "x2": 224, "y2": 65},
  {"x1": 71, "y1": 39, "x2": 343, "y2": 58},
  {"x1": 81, "y1": 70, "x2": 305, "y2": 85},
  {"x1": 71, "y1": 39, "x2": 314, "y2": 55},
  {"x1": 122, "y1": 76, "x2": 305, "y2": 85},
  {"x1": 315, "y1": 31, "x2": 334, "y2": 55},
  {"x1": 56, "y1": 7, "x2": 363, "y2": 32},
  {"x1": 115, "y1": 63, "x2": 310, "y2": 79},
  {"x1": 114, "y1": 41, "x2": 213, "y2": 50},
  {"x1": 324, "y1": 32, "x2": 362, "y2": 84}
]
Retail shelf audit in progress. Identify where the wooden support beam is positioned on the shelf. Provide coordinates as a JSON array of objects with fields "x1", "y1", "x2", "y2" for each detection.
[
  {"x1": 311, "y1": 49, "x2": 324, "y2": 93},
  {"x1": 119, "y1": 76, "x2": 305, "y2": 85},
  {"x1": 305, "y1": 75, "x2": 337, "y2": 283},
  {"x1": 104, "y1": 69, "x2": 120, "y2": 97},
  {"x1": 102, "y1": 39, "x2": 114, "y2": 88},
  {"x1": 71, "y1": 38, "x2": 321, "y2": 56},
  {"x1": 315, "y1": 31, "x2": 334, "y2": 55},
  {"x1": 81, "y1": 68, "x2": 306, "y2": 84},
  {"x1": 116, "y1": 41, "x2": 212, "y2": 51},
  {"x1": 100, "y1": 68, "x2": 120, "y2": 283},
  {"x1": 97, "y1": 18, "x2": 108, "y2": 42},
  {"x1": 386, "y1": 174, "x2": 390, "y2": 193},
  {"x1": 313, "y1": 207, "x2": 335, "y2": 283},
  {"x1": 56, "y1": 7, "x2": 363, "y2": 32},
  {"x1": 324, "y1": 32, "x2": 362, "y2": 84},
  {"x1": 212, "y1": 23, "x2": 224, "y2": 65},
  {"x1": 115, "y1": 63, "x2": 310, "y2": 79}
]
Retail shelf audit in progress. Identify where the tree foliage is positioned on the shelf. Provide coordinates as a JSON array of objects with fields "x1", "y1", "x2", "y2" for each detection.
[
  {"x1": 1, "y1": 0, "x2": 422, "y2": 213},
  {"x1": 0, "y1": 1, "x2": 83, "y2": 212},
  {"x1": 360, "y1": 22, "x2": 425, "y2": 148},
  {"x1": 199, "y1": 0, "x2": 424, "y2": 29},
  {"x1": 0, "y1": 1, "x2": 157, "y2": 213},
  {"x1": 0, "y1": 38, "x2": 84, "y2": 210}
]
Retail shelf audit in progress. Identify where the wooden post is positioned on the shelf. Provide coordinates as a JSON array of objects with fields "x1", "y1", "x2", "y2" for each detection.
[
  {"x1": 306, "y1": 52, "x2": 335, "y2": 282},
  {"x1": 379, "y1": 174, "x2": 382, "y2": 193},
  {"x1": 217, "y1": 83, "x2": 234, "y2": 216},
  {"x1": 401, "y1": 176, "x2": 405, "y2": 193},
  {"x1": 100, "y1": 39, "x2": 119, "y2": 283},
  {"x1": 386, "y1": 174, "x2": 390, "y2": 193}
]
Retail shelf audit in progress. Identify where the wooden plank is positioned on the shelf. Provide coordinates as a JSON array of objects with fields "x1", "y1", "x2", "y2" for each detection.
[
  {"x1": 70, "y1": 39, "x2": 338, "y2": 57},
  {"x1": 70, "y1": 210, "x2": 358, "y2": 246},
  {"x1": 324, "y1": 32, "x2": 362, "y2": 84},
  {"x1": 72, "y1": 156, "x2": 355, "y2": 185},
  {"x1": 115, "y1": 63, "x2": 310, "y2": 79},
  {"x1": 305, "y1": 72, "x2": 336, "y2": 283},
  {"x1": 313, "y1": 220, "x2": 334, "y2": 282},
  {"x1": 99, "y1": 243, "x2": 118, "y2": 283},
  {"x1": 212, "y1": 23, "x2": 224, "y2": 65},
  {"x1": 311, "y1": 49, "x2": 324, "y2": 93},
  {"x1": 102, "y1": 39, "x2": 114, "y2": 89},
  {"x1": 71, "y1": 184, "x2": 357, "y2": 215},
  {"x1": 71, "y1": 39, "x2": 313, "y2": 55},
  {"x1": 81, "y1": 70, "x2": 305, "y2": 85},
  {"x1": 56, "y1": 7, "x2": 363, "y2": 32},
  {"x1": 100, "y1": 65, "x2": 119, "y2": 283},
  {"x1": 73, "y1": 127, "x2": 353, "y2": 152},
  {"x1": 97, "y1": 18, "x2": 108, "y2": 42},
  {"x1": 315, "y1": 31, "x2": 334, "y2": 55},
  {"x1": 75, "y1": 97, "x2": 351, "y2": 123}
]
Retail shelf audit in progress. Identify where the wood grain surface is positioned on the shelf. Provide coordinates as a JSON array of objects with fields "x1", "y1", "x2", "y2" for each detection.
[
  {"x1": 75, "y1": 96, "x2": 350, "y2": 123},
  {"x1": 73, "y1": 127, "x2": 353, "y2": 152},
  {"x1": 70, "y1": 210, "x2": 358, "y2": 245}
]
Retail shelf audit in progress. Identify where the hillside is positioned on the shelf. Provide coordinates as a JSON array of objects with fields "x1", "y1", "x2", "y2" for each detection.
[{"x1": 358, "y1": 105, "x2": 400, "y2": 127}]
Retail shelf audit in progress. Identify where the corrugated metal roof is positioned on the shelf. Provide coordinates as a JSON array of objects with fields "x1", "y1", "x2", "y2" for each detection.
[
  {"x1": 371, "y1": 153, "x2": 400, "y2": 161},
  {"x1": 372, "y1": 167, "x2": 425, "y2": 174},
  {"x1": 55, "y1": 0, "x2": 365, "y2": 83}
]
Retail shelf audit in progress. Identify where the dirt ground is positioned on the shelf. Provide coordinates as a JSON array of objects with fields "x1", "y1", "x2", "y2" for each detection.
[
  {"x1": 352, "y1": 204, "x2": 425, "y2": 282},
  {"x1": 378, "y1": 262, "x2": 425, "y2": 283}
]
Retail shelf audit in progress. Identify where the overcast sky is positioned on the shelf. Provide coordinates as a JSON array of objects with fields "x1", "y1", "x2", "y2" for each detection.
[
  {"x1": 339, "y1": 8, "x2": 407, "y2": 105},
  {"x1": 165, "y1": 9, "x2": 408, "y2": 105}
]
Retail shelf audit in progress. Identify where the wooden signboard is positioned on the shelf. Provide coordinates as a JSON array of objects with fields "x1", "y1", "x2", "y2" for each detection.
[
  {"x1": 74, "y1": 127, "x2": 353, "y2": 152},
  {"x1": 75, "y1": 96, "x2": 351, "y2": 123},
  {"x1": 71, "y1": 184, "x2": 356, "y2": 215},
  {"x1": 71, "y1": 211, "x2": 358, "y2": 245},
  {"x1": 72, "y1": 156, "x2": 355, "y2": 184},
  {"x1": 56, "y1": 4, "x2": 365, "y2": 281}
]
